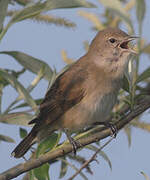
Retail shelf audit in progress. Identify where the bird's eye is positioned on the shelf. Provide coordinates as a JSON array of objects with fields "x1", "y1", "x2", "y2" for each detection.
[{"x1": 109, "y1": 38, "x2": 116, "y2": 43}]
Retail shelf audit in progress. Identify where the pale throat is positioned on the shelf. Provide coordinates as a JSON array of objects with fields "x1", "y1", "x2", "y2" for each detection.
[{"x1": 107, "y1": 49, "x2": 130, "y2": 78}]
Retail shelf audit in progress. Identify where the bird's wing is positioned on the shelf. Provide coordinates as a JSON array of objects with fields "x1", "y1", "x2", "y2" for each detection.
[{"x1": 29, "y1": 61, "x2": 87, "y2": 125}]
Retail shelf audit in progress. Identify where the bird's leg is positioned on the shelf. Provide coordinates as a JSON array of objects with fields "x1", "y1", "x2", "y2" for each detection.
[
  {"x1": 64, "y1": 129, "x2": 82, "y2": 155},
  {"x1": 94, "y1": 122, "x2": 117, "y2": 138}
]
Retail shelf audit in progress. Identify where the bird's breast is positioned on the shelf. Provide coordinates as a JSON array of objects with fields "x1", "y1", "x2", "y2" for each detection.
[{"x1": 82, "y1": 90, "x2": 118, "y2": 124}]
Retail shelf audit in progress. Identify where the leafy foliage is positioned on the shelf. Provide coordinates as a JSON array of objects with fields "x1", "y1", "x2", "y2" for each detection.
[
  {"x1": 34, "y1": 163, "x2": 50, "y2": 180},
  {"x1": 0, "y1": 51, "x2": 53, "y2": 81},
  {"x1": 36, "y1": 133, "x2": 59, "y2": 157},
  {"x1": 19, "y1": 127, "x2": 28, "y2": 139}
]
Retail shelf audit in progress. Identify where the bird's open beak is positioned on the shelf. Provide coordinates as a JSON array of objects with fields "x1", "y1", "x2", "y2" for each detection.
[{"x1": 119, "y1": 36, "x2": 139, "y2": 54}]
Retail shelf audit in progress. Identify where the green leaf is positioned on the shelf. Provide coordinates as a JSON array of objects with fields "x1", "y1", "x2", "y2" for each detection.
[
  {"x1": 29, "y1": 170, "x2": 36, "y2": 180},
  {"x1": 0, "y1": 112, "x2": 34, "y2": 126},
  {"x1": 11, "y1": 98, "x2": 42, "y2": 111},
  {"x1": 141, "y1": 172, "x2": 150, "y2": 180},
  {"x1": 0, "y1": 51, "x2": 53, "y2": 81},
  {"x1": 0, "y1": 69, "x2": 37, "y2": 110},
  {"x1": 19, "y1": 127, "x2": 28, "y2": 139},
  {"x1": 34, "y1": 163, "x2": 50, "y2": 180},
  {"x1": 99, "y1": 150, "x2": 112, "y2": 170},
  {"x1": 27, "y1": 66, "x2": 46, "y2": 92},
  {"x1": 36, "y1": 133, "x2": 59, "y2": 157},
  {"x1": 136, "y1": 0, "x2": 146, "y2": 26},
  {"x1": 122, "y1": 75, "x2": 130, "y2": 92},
  {"x1": 0, "y1": 0, "x2": 9, "y2": 32},
  {"x1": 0, "y1": 68, "x2": 26, "y2": 88},
  {"x1": 59, "y1": 157, "x2": 68, "y2": 178},
  {"x1": 10, "y1": 2, "x2": 46, "y2": 23},
  {"x1": 136, "y1": 68, "x2": 150, "y2": 83},
  {"x1": 0, "y1": 2, "x2": 45, "y2": 41},
  {"x1": 0, "y1": 75, "x2": 9, "y2": 87},
  {"x1": 45, "y1": 0, "x2": 96, "y2": 10},
  {"x1": 0, "y1": 134, "x2": 15, "y2": 143}
]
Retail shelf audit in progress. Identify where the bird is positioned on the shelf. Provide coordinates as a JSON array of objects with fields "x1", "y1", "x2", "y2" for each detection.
[{"x1": 11, "y1": 28, "x2": 137, "y2": 158}]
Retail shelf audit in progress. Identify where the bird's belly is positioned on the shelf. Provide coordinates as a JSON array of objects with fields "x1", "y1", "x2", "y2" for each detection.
[
  {"x1": 61, "y1": 91, "x2": 117, "y2": 131},
  {"x1": 88, "y1": 92, "x2": 117, "y2": 123}
]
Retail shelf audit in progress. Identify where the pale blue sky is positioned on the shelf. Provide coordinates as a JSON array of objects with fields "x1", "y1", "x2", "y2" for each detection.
[{"x1": 0, "y1": 1, "x2": 150, "y2": 180}]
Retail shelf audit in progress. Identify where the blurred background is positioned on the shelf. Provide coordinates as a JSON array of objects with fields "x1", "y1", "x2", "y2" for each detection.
[{"x1": 0, "y1": 0, "x2": 150, "y2": 179}]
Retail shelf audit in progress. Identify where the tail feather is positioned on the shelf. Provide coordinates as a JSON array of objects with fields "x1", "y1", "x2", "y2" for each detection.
[{"x1": 11, "y1": 128, "x2": 37, "y2": 158}]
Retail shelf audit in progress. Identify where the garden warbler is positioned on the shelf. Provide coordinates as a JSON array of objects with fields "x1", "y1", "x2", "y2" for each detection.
[{"x1": 12, "y1": 28, "x2": 137, "y2": 158}]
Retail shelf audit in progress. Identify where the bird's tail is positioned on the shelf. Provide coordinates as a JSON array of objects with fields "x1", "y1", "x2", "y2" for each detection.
[{"x1": 11, "y1": 127, "x2": 38, "y2": 158}]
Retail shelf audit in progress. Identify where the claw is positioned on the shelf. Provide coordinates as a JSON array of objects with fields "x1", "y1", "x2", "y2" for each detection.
[
  {"x1": 108, "y1": 124, "x2": 117, "y2": 138},
  {"x1": 94, "y1": 121, "x2": 118, "y2": 138},
  {"x1": 64, "y1": 129, "x2": 82, "y2": 155},
  {"x1": 69, "y1": 137, "x2": 82, "y2": 155}
]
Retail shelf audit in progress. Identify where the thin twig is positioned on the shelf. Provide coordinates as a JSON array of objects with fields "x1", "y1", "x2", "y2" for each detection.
[{"x1": 67, "y1": 137, "x2": 114, "y2": 180}]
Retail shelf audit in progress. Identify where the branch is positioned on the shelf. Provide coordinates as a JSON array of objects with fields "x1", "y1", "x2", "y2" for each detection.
[{"x1": 0, "y1": 97, "x2": 150, "y2": 180}]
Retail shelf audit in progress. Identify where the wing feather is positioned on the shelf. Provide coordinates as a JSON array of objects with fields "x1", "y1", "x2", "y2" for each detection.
[{"x1": 29, "y1": 61, "x2": 87, "y2": 126}]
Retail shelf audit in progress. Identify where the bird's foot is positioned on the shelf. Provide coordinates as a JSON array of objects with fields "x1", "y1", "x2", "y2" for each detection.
[
  {"x1": 69, "y1": 137, "x2": 82, "y2": 155},
  {"x1": 107, "y1": 123, "x2": 117, "y2": 138},
  {"x1": 64, "y1": 129, "x2": 82, "y2": 155},
  {"x1": 94, "y1": 122, "x2": 118, "y2": 138}
]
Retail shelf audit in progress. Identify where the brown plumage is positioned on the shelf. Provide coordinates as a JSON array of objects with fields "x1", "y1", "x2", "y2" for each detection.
[
  {"x1": 12, "y1": 59, "x2": 87, "y2": 158},
  {"x1": 11, "y1": 28, "x2": 137, "y2": 158}
]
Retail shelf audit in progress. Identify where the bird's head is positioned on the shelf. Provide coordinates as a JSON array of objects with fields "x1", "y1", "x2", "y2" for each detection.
[{"x1": 88, "y1": 28, "x2": 138, "y2": 78}]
